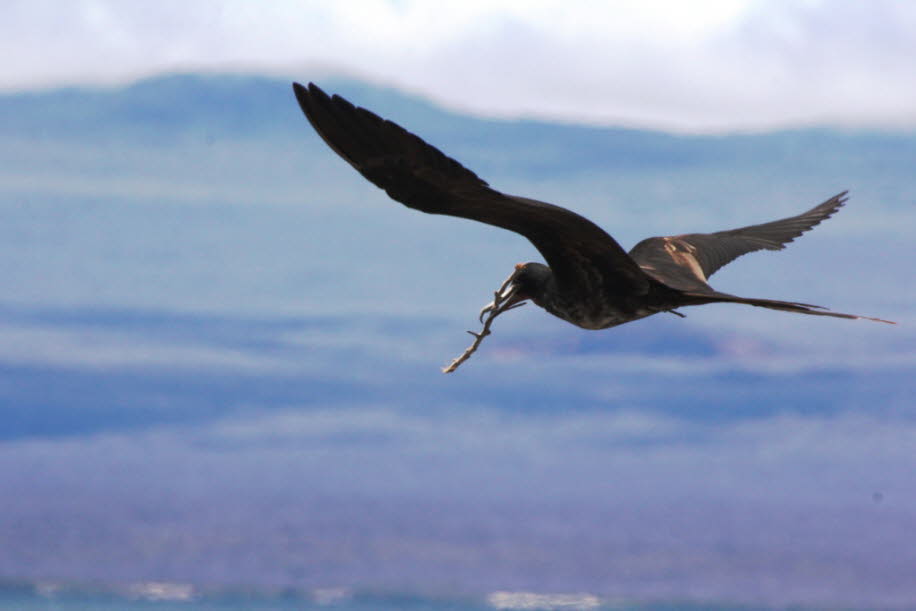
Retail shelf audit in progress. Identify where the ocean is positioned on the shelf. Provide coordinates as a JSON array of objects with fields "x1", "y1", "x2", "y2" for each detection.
[{"x1": 0, "y1": 582, "x2": 779, "y2": 610}]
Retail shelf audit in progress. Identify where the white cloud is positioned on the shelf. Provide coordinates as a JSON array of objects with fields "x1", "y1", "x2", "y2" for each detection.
[{"x1": 5, "y1": 0, "x2": 916, "y2": 130}]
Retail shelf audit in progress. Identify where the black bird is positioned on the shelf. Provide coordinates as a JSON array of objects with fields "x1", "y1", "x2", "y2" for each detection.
[{"x1": 293, "y1": 82, "x2": 892, "y2": 331}]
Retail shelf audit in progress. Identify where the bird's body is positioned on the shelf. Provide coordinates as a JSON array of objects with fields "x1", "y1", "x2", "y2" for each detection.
[
  {"x1": 510, "y1": 260, "x2": 675, "y2": 330},
  {"x1": 293, "y1": 82, "x2": 893, "y2": 336}
]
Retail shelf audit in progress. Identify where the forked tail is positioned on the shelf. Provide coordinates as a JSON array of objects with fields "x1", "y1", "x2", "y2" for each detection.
[{"x1": 684, "y1": 292, "x2": 895, "y2": 324}]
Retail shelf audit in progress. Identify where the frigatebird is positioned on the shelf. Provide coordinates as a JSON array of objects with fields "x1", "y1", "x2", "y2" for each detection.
[{"x1": 293, "y1": 82, "x2": 892, "y2": 347}]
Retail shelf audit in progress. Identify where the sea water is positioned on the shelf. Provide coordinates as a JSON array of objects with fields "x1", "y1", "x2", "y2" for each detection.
[{"x1": 0, "y1": 582, "x2": 777, "y2": 611}]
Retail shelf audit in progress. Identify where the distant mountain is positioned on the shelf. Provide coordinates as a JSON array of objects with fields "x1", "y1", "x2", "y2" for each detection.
[
  {"x1": 0, "y1": 73, "x2": 480, "y2": 143},
  {"x1": 3, "y1": 72, "x2": 914, "y2": 180}
]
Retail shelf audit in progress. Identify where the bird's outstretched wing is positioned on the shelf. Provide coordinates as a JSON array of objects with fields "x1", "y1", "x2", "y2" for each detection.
[
  {"x1": 293, "y1": 82, "x2": 649, "y2": 298},
  {"x1": 628, "y1": 192, "x2": 847, "y2": 292}
]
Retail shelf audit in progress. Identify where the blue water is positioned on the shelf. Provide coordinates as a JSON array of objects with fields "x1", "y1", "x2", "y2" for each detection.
[{"x1": 0, "y1": 582, "x2": 787, "y2": 611}]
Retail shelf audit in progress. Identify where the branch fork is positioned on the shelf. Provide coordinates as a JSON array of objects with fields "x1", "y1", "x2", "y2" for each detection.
[{"x1": 442, "y1": 268, "x2": 527, "y2": 373}]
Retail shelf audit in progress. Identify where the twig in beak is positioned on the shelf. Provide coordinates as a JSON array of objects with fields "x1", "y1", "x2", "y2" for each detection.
[
  {"x1": 479, "y1": 269, "x2": 523, "y2": 322},
  {"x1": 442, "y1": 268, "x2": 527, "y2": 373}
]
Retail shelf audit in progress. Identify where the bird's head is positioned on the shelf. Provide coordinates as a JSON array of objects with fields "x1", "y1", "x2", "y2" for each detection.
[{"x1": 478, "y1": 262, "x2": 554, "y2": 322}]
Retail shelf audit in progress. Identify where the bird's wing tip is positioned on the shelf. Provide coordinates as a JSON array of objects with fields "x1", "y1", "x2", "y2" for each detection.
[{"x1": 292, "y1": 82, "x2": 323, "y2": 95}]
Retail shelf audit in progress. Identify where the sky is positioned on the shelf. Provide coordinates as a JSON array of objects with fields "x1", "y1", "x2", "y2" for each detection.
[{"x1": 5, "y1": 0, "x2": 916, "y2": 132}]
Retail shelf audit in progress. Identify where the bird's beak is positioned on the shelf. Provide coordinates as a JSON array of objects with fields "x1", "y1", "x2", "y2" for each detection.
[{"x1": 478, "y1": 279, "x2": 528, "y2": 323}]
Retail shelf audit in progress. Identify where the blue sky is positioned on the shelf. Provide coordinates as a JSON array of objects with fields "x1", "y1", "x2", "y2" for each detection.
[{"x1": 6, "y1": 0, "x2": 916, "y2": 131}]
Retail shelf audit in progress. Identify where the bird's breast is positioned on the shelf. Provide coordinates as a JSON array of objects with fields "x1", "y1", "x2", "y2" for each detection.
[{"x1": 540, "y1": 295, "x2": 654, "y2": 330}]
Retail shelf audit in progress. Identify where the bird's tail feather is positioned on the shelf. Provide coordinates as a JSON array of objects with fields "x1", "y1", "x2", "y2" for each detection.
[{"x1": 684, "y1": 292, "x2": 895, "y2": 324}]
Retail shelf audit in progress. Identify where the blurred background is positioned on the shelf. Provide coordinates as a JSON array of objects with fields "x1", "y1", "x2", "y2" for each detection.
[{"x1": 0, "y1": 1, "x2": 914, "y2": 609}]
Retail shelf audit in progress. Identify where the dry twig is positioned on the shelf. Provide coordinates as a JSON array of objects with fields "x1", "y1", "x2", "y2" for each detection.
[{"x1": 442, "y1": 269, "x2": 527, "y2": 373}]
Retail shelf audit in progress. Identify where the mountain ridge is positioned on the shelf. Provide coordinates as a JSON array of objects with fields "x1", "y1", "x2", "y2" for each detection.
[{"x1": 4, "y1": 71, "x2": 915, "y2": 174}]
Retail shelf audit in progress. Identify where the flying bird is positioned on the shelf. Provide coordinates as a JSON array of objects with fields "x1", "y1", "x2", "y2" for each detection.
[{"x1": 293, "y1": 82, "x2": 892, "y2": 346}]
